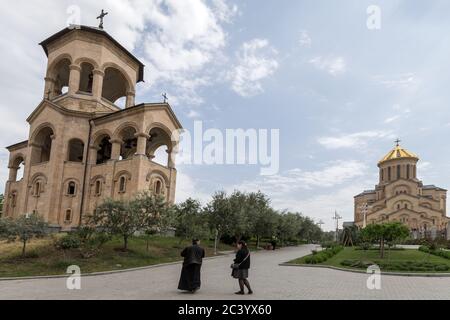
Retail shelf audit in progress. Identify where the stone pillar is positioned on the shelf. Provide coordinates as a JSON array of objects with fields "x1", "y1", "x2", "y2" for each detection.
[
  {"x1": 68, "y1": 64, "x2": 81, "y2": 95},
  {"x1": 89, "y1": 145, "x2": 100, "y2": 165},
  {"x1": 135, "y1": 133, "x2": 149, "y2": 156},
  {"x1": 167, "y1": 148, "x2": 177, "y2": 169},
  {"x1": 92, "y1": 69, "x2": 105, "y2": 100},
  {"x1": 126, "y1": 91, "x2": 136, "y2": 109},
  {"x1": 110, "y1": 139, "x2": 123, "y2": 160},
  {"x1": 8, "y1": 166, "x2": 18, "y2": 182},
  {"x1": 44, "y1": 77, "x2": 56, "y2": 99}
]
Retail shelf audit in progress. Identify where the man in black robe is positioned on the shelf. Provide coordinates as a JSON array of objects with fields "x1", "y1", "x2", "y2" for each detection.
[{"x1": 178, "y1": 239, "x2": 205, "y2": 293}]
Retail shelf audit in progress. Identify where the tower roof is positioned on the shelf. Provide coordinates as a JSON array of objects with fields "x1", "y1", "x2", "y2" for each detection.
[
  {"x1": 39, "y1": 25, "x2": 145, "y2": 83},
  {"x1": 378, "y1": 142, "x2": 418, "y2": 164}
]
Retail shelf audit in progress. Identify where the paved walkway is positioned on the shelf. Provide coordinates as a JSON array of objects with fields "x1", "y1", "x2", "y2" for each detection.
[{"x1": 0, "y1": 245, "x2": 449, "y2": 300}]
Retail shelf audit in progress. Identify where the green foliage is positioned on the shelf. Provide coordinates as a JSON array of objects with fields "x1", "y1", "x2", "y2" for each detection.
[
  {"x1": 55, "y1": 234, "x2": 81, "y2": 250},
  {"x1": 419, "y1": 245, "x2": 450, "y2": 260},
  {"x1": 88, "y1": 199, "x2": 143, "y2": 250},
  {"x1": 174, "y1": 198, "x2": 210, "y2": 241},
  {"x1": 361, "y1": 222, "x2": 410, "y2": 258},
  {"x1": 340, "y1": 259, "x2": 449, "y2": 272},
  {"x1": 304, "y1": 246, "x2": 343, "y2": 264},
  {"x1": 0, "y1": 214, "x2": 48, "y2": 256}
]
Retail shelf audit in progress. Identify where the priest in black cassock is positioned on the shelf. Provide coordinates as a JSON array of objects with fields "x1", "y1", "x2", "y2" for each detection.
[{"x1": 178, "y1": 239, "x2": 205, "y2": 293}]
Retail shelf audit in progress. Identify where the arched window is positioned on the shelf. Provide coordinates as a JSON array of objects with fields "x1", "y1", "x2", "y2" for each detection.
[
  {"x1": 397, "y1": 165, "x2": 401, "y2": 180},
  {"x1": 388, "y1": 167, "x2": 391, "y2": 181},
  {"x1": 68, "y1": 139, "x2": 85, "y2": 162},
  {"x1": 95, "y1": 180, "x2": 102, "y2": 196},
  {"x1": 11, "y1": 193, "x2": 17, "y2": 208},
  {"x1": 155, "y1": 180, "x2": 162, "y2": 195},
  {"x1": 31, "y1": 127, "x2": 54, "y2": 165},
  {"x1": 96, "y1": 136, "x2": 112, "y2": 165},
  {"x1": 79, "y1": 63, "x2": 94, "y2": 93},
  {"x1": 34, "y1": 181, "x2": 42, "y2": 197},
  {"x1": 51, "y1": 58, "x2": 71, "y2": 96},
  {"x1": 67, "y1": 182, "x2": 76, "y2": 196},
  {"x1": 65, "y1": 209, "x2": 72, "y2": 222},
  {"x1": 10, "y1": 156, "x2": 25, "y2": 181},
  {"x1": 118, "y1": 127, "x2": 137, "y2": 160},
  {"x1": 406, "y1": 164, "x2": 410, "y2": 179},
  {"x1": 102, "y1": 67, "x2": 128, "y2": 105},
  {"x1": 119, "y1": 176, "x2": 127, "y2": 193},
  {"x1": 147, "y1": 127, "x2": 172, "y2": 167}
]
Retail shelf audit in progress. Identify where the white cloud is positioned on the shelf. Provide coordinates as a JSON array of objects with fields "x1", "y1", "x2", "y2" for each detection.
[
  {"x1": 309, "y1": 56, "x2": 346, "y2": 76},
  {"x1": 229, "y1": 38, "x2": 279, "y2": 97},
  {"x1": 175, "y1": 171, "x2": 211, "y2": 204},
  {"x1": 299, "y1": 30, "x2": 312, "y2": 48},
  {"x1": 384, "y1": 115, "x2": 400, "y2": 124},
  {"x1": 318, "y1": 131, "x2": 395, "y2": 150},
  {"x1": 372, "y1": 73, "x2": 421, "y2": 90}
]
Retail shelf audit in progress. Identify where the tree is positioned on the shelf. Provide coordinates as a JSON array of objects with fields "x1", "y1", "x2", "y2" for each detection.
[
  {"x1": 227, "y1": 191, "x2": 251, "y2": 242},
  {"x1": 89, "y1": 199, "x2": 142, "y2": 251},
  {"x1": 132, "y1": 191, "x2": 174, "y2": 251},
  {"x1": 276, "y1": 212, "x2": 301, "y2": 246},
  {"x1": 174, "y1": 198, "x2": 210, "y2": 243},
  {"x1": 205, "y1": 191, "x2": 234, "y2": 254},
  {"x1": 361, "y1": 222, "x2": 409, "y2": 258},
  {"x1": 0, "y1": 214, "x2": 48, "y2": 257},
  {"x1": 246, "y1": 192, "x2": 276, "y2": 248}
]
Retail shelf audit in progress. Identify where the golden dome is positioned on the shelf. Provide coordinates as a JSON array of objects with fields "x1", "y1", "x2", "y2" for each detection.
[{"x1": 378, "y1": 142, "x2": 418, "y2": 164}]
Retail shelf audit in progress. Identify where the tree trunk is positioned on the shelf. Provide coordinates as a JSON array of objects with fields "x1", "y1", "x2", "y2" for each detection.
[
  {"x1": 146, "y1": 237, "x2": 150, "y2": 252},
  {"x1": 256, "y1": 235, "x2": 260, "y2": 249},
  {"x1": 124, "y1": 235, "x2": 128, "y2": 251},
  {"x1": 214, "y1": 229, "x2": 219, "y2": 255},
  {"x1": 380, "y1": 238, "x2": 385, "y2": 259},
  {"x1": 22, "y1": 240, "x2": 27, "y2": 257}
]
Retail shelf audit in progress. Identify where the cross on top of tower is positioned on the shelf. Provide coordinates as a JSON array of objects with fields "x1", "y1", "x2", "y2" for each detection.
[
  {"x1": 395, "y1": 138, "x2": 401, "y2": 147},
  {"x1": 97, "y1": 9, "x2": 108, "y2": 29},
  {"x1": 162, "y1": 93, "x2": 168, "y2": 104}
]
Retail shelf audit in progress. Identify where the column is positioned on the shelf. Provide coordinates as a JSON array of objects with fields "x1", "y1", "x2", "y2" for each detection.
[
  {"x1": 135, "y1": 133, "x2": 149, "y2": 156},
  {"x1": 44, "y1": 77, "x2": 56, "y2": 99},
  {"x1": 126, "y1": 91, "x2": 136, "y2": 108},
  {"x1": 167, "y1": 148, "x2": 177, "y2": 169},
  {"x1": 110, "y1": 139, "x2": 123, "y2": 161},
  {"x1": 88, "y1": 145, "x2": 100, "y2": 165},
  {"x1": 92, "y1": 69, "x2": 105, "y2": 100},
  {"x1": 8, "y1": 166, "x2": 18, "y2": 182},
  {"x1": 68, "y1": 64, "x2": 81, "y2": 95}
]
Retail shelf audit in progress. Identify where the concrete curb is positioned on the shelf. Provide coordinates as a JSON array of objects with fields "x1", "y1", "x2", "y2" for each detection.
[
  {"x1": 279, "y1": 263, "x2": 450, "y2": 278},
  {"x1": 0, "y1": 252, "x2": 235, "y2": 282}
]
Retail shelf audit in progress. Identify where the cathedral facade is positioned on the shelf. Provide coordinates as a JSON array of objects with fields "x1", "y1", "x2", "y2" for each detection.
[
  {"x1": 3, "y1": 25, "x2": 182, "y2": 231},
  {"x1": 354, "y1": 142, "x2": 449, "y2": 238}
]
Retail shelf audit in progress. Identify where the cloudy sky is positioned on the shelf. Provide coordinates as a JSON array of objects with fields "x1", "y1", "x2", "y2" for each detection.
[{"x1": 1, "y1": 0, "x2": 450, "y2": 230}]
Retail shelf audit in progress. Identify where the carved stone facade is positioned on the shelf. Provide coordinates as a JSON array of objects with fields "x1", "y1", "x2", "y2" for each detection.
[
  {"x1": 3, "y1": 26, "x2": 182, "y2": 231},
  {"x1": 354, "y1": 143, "x2": 449, "y2": 238}
]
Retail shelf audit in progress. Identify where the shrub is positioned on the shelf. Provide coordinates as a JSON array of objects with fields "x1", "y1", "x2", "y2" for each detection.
[
  {"x1": 304, "y1": 246, "x2": 343, "y2": 264},
  {"x1": 55, "y1": 234, "x2": 81, "y2": 250}
]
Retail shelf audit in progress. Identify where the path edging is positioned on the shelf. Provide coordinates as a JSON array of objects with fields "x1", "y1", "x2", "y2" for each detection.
[
  {"x1": 0, "y1": 252, "x2": 234, "y2": 282},
  {"x1": 280, "y1": 263, "x2": 450, "y2": 278}
]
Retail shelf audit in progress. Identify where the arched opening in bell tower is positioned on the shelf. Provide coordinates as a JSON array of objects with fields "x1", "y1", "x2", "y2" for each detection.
[
  {"x1": 51, "y1": 58, "x2": 71, "y2": 96},
  {"x1": 102, "y1": 67, "x2": 129, "y2": 106},
  {"x1": 79, "y1": 62, "x2": 94, "y2": 94}
]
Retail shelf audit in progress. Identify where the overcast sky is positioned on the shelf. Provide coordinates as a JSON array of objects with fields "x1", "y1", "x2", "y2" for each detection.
[{"x1": 1, "y1": 0, "x2": 450, "y2": 231}]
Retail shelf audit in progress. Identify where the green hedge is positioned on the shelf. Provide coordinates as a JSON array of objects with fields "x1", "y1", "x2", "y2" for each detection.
[
  {"x1": 340, "y1": 259, "x2": 449, "y2": 272},
  {"x1": 419, "y1": 245, "x2": 450, "y2": 259},
  {"x1": 304, "y1": 246, "x2": 343, "y2": 264}
]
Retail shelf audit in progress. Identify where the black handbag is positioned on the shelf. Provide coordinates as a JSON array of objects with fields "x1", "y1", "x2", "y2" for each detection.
[{"x1": 230, "y1": 252, "x2": 250, "y2": 270}]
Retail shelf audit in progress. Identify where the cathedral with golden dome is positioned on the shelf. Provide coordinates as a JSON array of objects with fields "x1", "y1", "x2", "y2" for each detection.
[{"x1": 354, "y1": 141, "x2": 449, "y2": 239}]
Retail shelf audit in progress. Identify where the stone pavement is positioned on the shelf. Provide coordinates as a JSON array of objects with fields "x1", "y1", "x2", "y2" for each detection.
[{"x1": 0, "y1": 245, "x2": 449, "y2": 300}]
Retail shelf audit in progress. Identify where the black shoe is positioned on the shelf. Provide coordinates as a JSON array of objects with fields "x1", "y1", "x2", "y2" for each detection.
[
  {"x1": 248, "y1": 290, "x2": 253, "y2": 295},
  {"x1": 235, "y1": 291, "x2": 245, "y2": 295}
]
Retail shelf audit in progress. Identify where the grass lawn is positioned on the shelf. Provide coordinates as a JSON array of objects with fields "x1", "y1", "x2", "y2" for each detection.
[
  {"x1": 290, "y1": 247, "x2": 450, "y2": 273},
  {"x1": 0, "y1": 236, "x2": 234, "y2": 278}
]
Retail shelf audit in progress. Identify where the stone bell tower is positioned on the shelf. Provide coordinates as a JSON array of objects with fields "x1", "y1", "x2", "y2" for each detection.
[{"x1": 3, "y1": 19, "x2": 182, "y2": 231}]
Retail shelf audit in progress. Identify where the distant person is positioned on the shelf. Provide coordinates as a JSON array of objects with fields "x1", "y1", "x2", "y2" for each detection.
[
  {"x1": 231, "y1": 240, "x2": 253, "y2": 295},
  {"x1": 178, "y1": 239, "x2": 205, "y2": 293}
]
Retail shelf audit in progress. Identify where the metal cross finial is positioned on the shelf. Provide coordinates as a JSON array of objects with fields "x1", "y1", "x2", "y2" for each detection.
[
  {"x1": 395, "y1": 138, "x2": 401, "y2": 146},
  {"x1": 162, "y1": 93, "x2": 168, "y2": 104},
  {"x1": 97, "y1": 9, "x2": 109, "y2": 29}
]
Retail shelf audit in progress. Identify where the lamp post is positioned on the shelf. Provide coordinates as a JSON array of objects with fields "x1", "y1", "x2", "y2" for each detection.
[{"x1": 332, "y1": 211, "x2": 342, "y2": 242}]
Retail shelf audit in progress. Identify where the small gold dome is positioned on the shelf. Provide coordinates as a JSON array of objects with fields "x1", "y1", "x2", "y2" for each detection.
[{"x1": 378, "y1": 141, "x2": 418, "y2": 164}]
